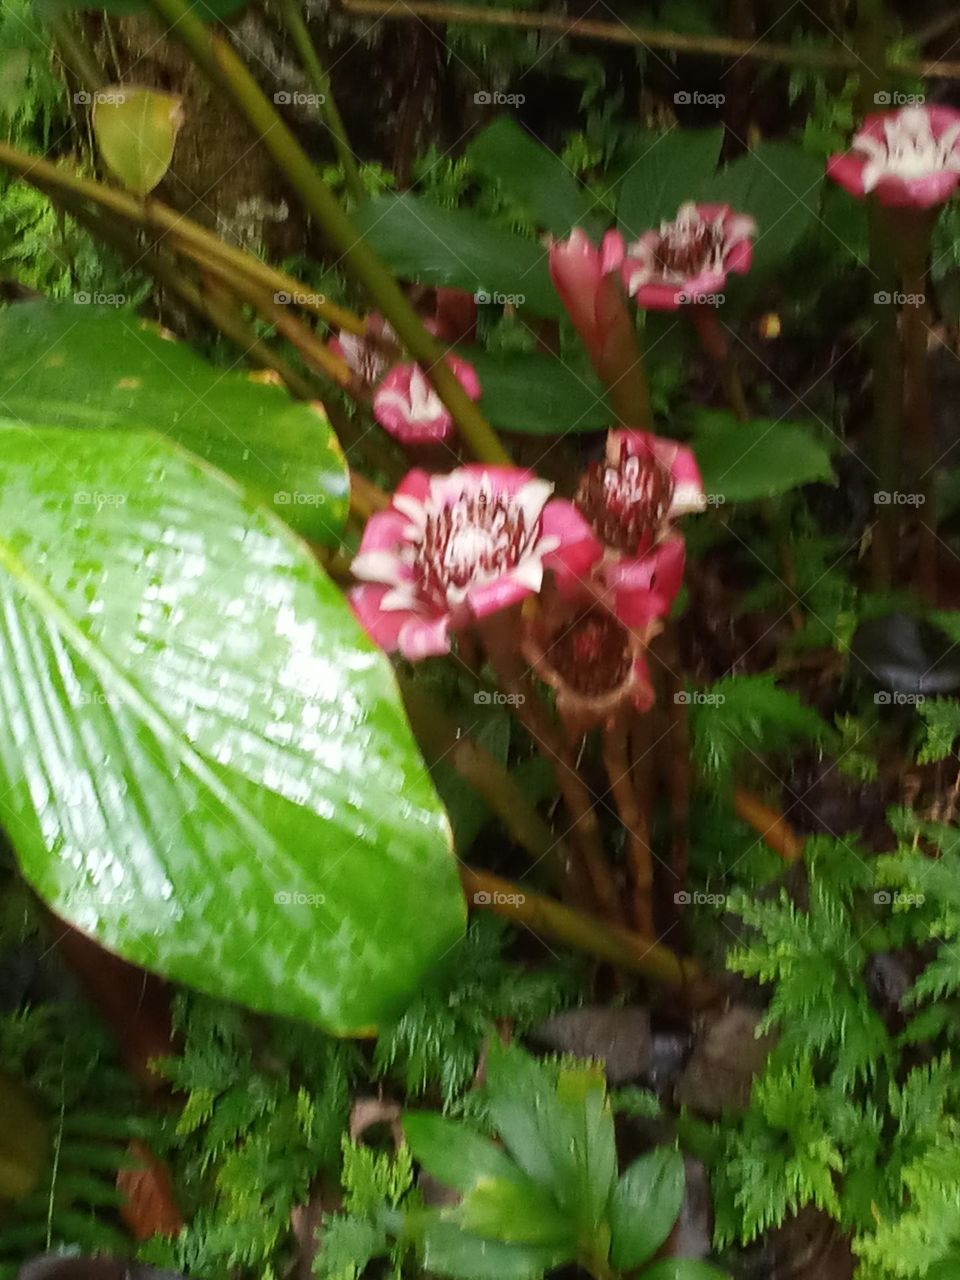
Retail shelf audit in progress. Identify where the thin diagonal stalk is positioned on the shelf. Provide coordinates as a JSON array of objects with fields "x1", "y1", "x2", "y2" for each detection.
[
  {"x1": 460, "y1": 866, "x2": 715, "y2": 1000},
  {"x1": 691, "y1": 304, "x2": 802, "y2": 627},
  {"x1": 146, "y1": 0, "x2": 511, "y2": 467},
  {"x1": 339, "y1": 0, "x2": 960, "y2": 78},
  {"x1": 275, "y1": 0, "x2": 364, "y2": 202}
]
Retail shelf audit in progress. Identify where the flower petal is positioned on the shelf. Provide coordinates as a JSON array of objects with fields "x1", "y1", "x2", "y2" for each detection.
[
  {"x1": 398, "y1": 614, "x2": 452, "y2": 660},
  {"x1": 349, "y1": 584, "x2": 419, "y2": 653}
]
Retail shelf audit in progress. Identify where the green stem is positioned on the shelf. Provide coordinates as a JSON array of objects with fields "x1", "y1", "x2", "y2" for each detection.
[
  {"x1": 0, "y1": 141, "x2": 365, "y2": 335},
  {"x1": 146, "y1": 0, "x2": 510, "y2": 467},
  {"x1": 338, "y1": 0, "x2": 960, "y2": 79},
  {"x1": 45, "y1": 182, "x2": 320, "y2": 400},
  {"x1": 275, "y1": 0, "x2": 365, "y2": 203},
  {"x1": 397, "y1": 675, "x2": 582, "y2": 896},
  {"x1": 460, "y1": 866, "x2": 715, "y2": 999},
  {"x1": 50, "y1": 14, "x2": 102, "y2": 91}
]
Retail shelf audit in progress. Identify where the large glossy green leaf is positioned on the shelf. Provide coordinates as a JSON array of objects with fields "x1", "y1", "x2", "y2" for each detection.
[
  {"x1": 469, "y1": 351, "x2": 609, "y2": 435},
  {"x1": 700, "y1": 141, "x2": 823, "y2": 279},
  {"x1": 0, "y1": 425, "x2": 464, "y2": 1034},
  {"x1": 355, "y1": 195, "x2": 563, "y2": 319},
  {"x1": 609, "y1": 1147, "x2": 685, "y2": 1270},
  {"x1": 692, "y1": 411, "x2": 834, "y2": 502},
  {"x1": 0, "y1": 303, "x2": 347, "y2": 547},
  {"x1": 616, "y1": 129, "x2": 723, "y2": 240},
  {"x1": 466, "y1": 118, "x2": 602, "y2": 239}
]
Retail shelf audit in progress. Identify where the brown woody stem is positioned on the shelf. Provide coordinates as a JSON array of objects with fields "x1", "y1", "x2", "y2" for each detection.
[
  {"x1": 733, "y1": 785, "x2": 804, "y2": 861},
  {"x1": 479, "y1": 614, "x2": 623, "y2": 923},
  {"x1": 601, "y1": 710, "x2": 654, "y2": 934}
]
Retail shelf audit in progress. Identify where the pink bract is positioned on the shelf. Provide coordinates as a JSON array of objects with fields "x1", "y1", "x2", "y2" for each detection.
[
  {"x1": 349, "y1": 466, "x2": 603, "y2": 660},
  {"x1": 548, "y1": 228, "x2": 637, "y2": 374},
  {"x1": 827, "y1": 105, "x2": 960, "y2": 208},
  {"x1": 372, "y1": 356, "x2": 481, "y2": 446},
  {"x1": 620, "y1": 203, "x2": 756, "y2": 311}
]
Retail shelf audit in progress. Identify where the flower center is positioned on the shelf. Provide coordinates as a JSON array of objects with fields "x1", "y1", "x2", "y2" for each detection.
[
  {"x1": 549, "y1": 607, "x2": 632, "y2": 697},
  {"x1": 859, "y1": 110, "x2": 960, "y2": 181},
  {"x1": 654, "y1": 206, "x2": 725, "y2": 280},
  {"x1": 415, "y1": 489, "x2": 536, "y2": 608},
  {"x1": 576, "y1": 451, "x2": 674, "y2": 555}
]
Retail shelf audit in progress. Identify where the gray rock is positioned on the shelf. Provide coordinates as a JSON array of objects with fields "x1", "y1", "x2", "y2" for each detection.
[
  {"x1": 530, "y1": 1006, "x2": 652, "y2": 1083},
  {"x1": 675, "y1": 1005, "x2": 777, "y2": 1116}
]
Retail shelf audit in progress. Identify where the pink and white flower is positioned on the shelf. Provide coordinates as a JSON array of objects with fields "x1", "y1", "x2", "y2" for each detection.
[
  {"x1": 619, "y1": 203, "x2": 756, "y2": 310},
  {"x1": 331, "y1": 316, "x2": 400, "y2": 389},
  {"x1": 827, "y1": 105, "x2": 960, "y2": 208},
  {"x1": 522, "y1": 592, "x2": 655, "y2": 734},
  {"x1": 349, "y1": 466, "x2": 602, "y2": 660},
  {"x1": 568, "y1": 429, "x2": 704, "y2": 635},
  {"x1": 373, "y1": 356, "x2": 481, "y2": 446}
]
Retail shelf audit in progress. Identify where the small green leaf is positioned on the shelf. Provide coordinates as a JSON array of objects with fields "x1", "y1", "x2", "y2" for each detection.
[
  {"x1": 484, "y1": 1045, "x2": 616, "y2": 1237},
  {"x1": 461, "y1": 1176, "x2": 575, "y2": 1247},
  {"x1": 93, "y1": 85, "x2": 184, "y2": 196},
  {"x1": 692, "y1": 410, "x2": 834, "y2": 502},
  {"x1": 421, "y1": 1221, "x2": 567, "y2": 1279},
  {"x1": 609, "y1": 1147, "x2": 685, "y2": 1270},
  {"x1": 0, "y1": 302, "x2": 348, "y2": 545},
  {"x1": 616, "y1": 129, "x2": 723, "y2": 239},
  {"x1": 466, "y1": 118, "x2": 602, "y2": 238},
  {"x1": 355, "y1": 195, "x2": 563, "y2": 319},
  {"x1": 403, "y1": 1113, "x2": 521, "y2": 1193}
]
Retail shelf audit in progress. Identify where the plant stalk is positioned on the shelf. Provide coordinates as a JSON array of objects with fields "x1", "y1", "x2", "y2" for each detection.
[
  {"x1": 275, "y1": 0, "x2": 365, "y2": 202},
  {"x1": 601, "y1": 710, "x2": 654, "y2": 935},
  {"x1": 338, "y1": 0, "x2": 960, "y2": 78},
  {"x1": 398, "y1": 675, "x2": 583, "y2": 896},
  {"x1": 894, "y1": 227, "x2": 938, "y2": 601},
  {"x1": 0, "y1": 142, "x2": 366, "y2": 335},
  {"x1": 461, "y1": 866, "x2": 715, "y2": 1000},
  {"x1": 145, "y1": 0, "x2": 511, "y2": 466},
  {"x1": 479, "y1": 614, "x2": 623, "y2": 923}
]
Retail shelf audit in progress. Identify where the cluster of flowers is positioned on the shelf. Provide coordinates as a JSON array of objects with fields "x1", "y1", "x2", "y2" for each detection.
[
  {"x1": 350, "y1": 431, "x2": 704, "y2": 729},
  {"x1": 346, "y1": 102, "x2": 960, "y2": 720}
]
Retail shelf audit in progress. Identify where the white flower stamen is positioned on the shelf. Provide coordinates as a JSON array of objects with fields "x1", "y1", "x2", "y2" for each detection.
[{"x1": 856, "y1": 107, "x2": 960, "y2": 191}]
